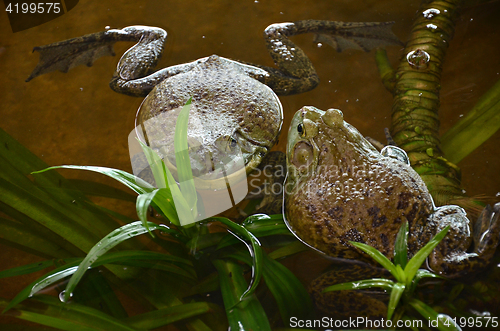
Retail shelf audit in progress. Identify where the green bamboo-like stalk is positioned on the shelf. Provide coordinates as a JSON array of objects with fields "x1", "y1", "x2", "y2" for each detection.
[{"x1": 384, "y1": 0, "x2": 465, "y2": 206}]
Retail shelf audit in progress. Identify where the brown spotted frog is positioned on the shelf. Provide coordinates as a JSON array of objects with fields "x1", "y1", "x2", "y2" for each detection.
[
  {"x1": 27, "y1": 22, "x2": 401, "y2": 183},
  {"x1": 284, "y1": 106, "x2": 500, "y2": 314}
]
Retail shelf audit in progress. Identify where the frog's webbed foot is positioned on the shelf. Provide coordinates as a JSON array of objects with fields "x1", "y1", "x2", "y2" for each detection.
[
  {"x1": 311, "y1": 21, "x2": 403, "y2": 53},
  {"x1": 254, "y1": 20, "x2": 402, "y2": 95},
  {"x1": 310, "y1": 265, "x2": 390, "y2": 319},
  {"x1": 427, "y1": 203, "x2": 500, "y2": 277},
  {"x1": 27, "y1": 26, "x2": 166, "y2": 84}
]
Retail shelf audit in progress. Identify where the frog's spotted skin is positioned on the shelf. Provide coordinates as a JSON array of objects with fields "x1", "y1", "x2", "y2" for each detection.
[{"x1": 284, "y1": 106, "x2": 500, "y2": 277}]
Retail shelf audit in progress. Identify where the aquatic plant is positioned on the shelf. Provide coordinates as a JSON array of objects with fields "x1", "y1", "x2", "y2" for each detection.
[
  {"x1": 376, "y1": 0, "x2": 500, "y2": 209},
  {"x1": 323, "y1": 222, "x2": 461, "y2": 330},
  {"x1": 0, "y1": 100, "x2": 311, "y2": 330}
]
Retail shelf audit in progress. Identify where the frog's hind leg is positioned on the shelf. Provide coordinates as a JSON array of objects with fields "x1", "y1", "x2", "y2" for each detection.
[
  {"x1": 427, "y1": 203, "x2": 500, "y2": 277},
  {"x1": 251, "y1": 20, "x2": 401, "y2": 95}
]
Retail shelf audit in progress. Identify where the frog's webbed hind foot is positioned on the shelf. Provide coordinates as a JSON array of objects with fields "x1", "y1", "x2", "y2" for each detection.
[
  {"x1": 427, "y1": 203, "x2": 500, "y2": 277},
  {"x1": 256, "y1": 20, "x2": 402, "y2": 95},
  {"x1": 27, "y1": 26, "x2": 168, "y2": 97},
  {"x1": 312, "y1": 21, "x2": 402, "y2": 53}
]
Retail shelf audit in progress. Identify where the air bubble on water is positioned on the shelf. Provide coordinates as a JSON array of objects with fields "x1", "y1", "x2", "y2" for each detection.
[
  {"x1": 105, "y1": 26, "x2": 111, "y2": 30},
  {"x1": 317, "y1": 43, "x2": 323, "y2": 48},
  {"x1": 459, "y1": 114, "x2": 463, "y2": 117},
  {"x1": 406, "y1": 49, "x2": 430, "y2": 69},
  {"x1": 59, "y1": 290, "x2": 73, "y2": 303}
]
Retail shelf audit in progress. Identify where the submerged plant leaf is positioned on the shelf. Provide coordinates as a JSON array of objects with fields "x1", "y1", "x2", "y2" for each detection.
[
  {"x1": 213, "y1": 259, "x2": 271, "y2": 331},
  {"x1": 442, "y1": 78, "x2": 500, "y2": 164},
  {"x1": 212, "y1": 217, "x2": 263, "y2": 301}
]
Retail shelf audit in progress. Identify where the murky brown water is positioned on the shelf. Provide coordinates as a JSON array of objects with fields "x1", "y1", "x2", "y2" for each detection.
[{"x1": 1, "y1": 0, "x2": 499, "y2": 328}]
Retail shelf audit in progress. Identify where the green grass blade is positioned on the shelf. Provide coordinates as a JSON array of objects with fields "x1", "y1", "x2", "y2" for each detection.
[
  {"x1": 125, "y1": 302, "x2": 215, "y2": 329},
  {"x1": 136, "y1": 189, "x2": 161, "y2": 235},
  {"x1": 404, "y1": 226, "x2": 449, "y2": 285},
  {"x1": 442, "y1": 78, "x2": 500, "y2": 163},
  {"x1": 32, "y1": 165, "x2": 154, "y2": 195},
  {"x1": 387, "y1": 282, "x2": 405, "y2": 320},
  {"x1": 174, "y1": 97, "x2": 197, "y2": 214},
  {"x1": 323, "y1": 278, "x2": 395, "y2": 292},
  {"x1": 63, "y1": 221, "x2": 169, "y2": 302},
  {"x1": 349, "y1": 241, "x2": 400, "y2": 281},
  {"x1": 212, "y1": 217, "x2": 263, "y2": 301},
  {"x1": 394, "y1": 222, "x2": 408, "y2": 268},
  {"x1": 138, "y1": 140, "x2": 194, "y2": 226},
  {"x1": 408, "y1": 298, "x2": 461, "y2": 331},
  {"x1": 213, "y1": 259, "x2": 271, "y2": 331}
]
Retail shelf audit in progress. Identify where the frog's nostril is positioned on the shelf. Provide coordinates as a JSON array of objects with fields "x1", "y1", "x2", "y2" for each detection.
[{"x1": 322, "y1": 108, "x2": 343, "y2": 127}]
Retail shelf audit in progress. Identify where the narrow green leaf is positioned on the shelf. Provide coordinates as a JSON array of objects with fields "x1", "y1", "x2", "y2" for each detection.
[
  {"x1": 387, "y1": 282, "x2": 405, "y2": 320},
  {"x1": 0, "y1": 217, "x2": 72, "y2": 259},
  {"x1": 404, "y1": 226, "x2": 450, "y2": 286},
  {"x1": 394, "y1": 221, "x2": 408, "y2": 268},
  {"x1": 217, "y1": 213, "x2": 291, "y2": 249},
  {"x1": 213, "y1": 259, "x2": 271, "y2": 331},
  {"x1": 408, "y1": 298, "x2": 461, "y2": 331},
  {"x1": 63, "y1": 221, "x2": 169, "y2": 302},
  {"x1": 0, "y1": 259, "x2": 54, "y2": 279},
  {"x1": 212, "y1": 217, "x2": 263, "y2": 301},
  {"x1": 4, "y1": 249, "x2": 194, "y2": 313},
  {"x1": 136, "y1": 189, "x2": 169, "y2": 235},
  {"x1": 349, "y1": 241, "x2": 400, "y2": 281},
  {"x1": 223, "y1": 247, "x2": 312, "y2": 323},
  {"x1": 323, "y1": 278, "x2": 395, "y2": 292},
  {"x1": 32, "y1": 165, "x2": 154, "y2": 195},
  {"x1": 1, "y1": 296, "x2": 137, "y2": 331},
  {"x1": 442, "y1": 78, "x2": 500, "y2": 163},
  {"x1": 267, "y1": 240, "x2": 308, "y2": 260},
  {"x1": 174, "y1": 97, "x2": 197, "y2": 214},
  {"x1": 138, "y1": 140, "x2": 194, "y2": 226}
]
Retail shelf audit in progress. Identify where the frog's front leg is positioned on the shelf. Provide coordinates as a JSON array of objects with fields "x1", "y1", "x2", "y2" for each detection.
[
  {"x1": 425, "y1": 203, "x2": 500, "y2": 277},
  {"x1": 252, "y1": 20, "x2": 402, "y2": 95}
]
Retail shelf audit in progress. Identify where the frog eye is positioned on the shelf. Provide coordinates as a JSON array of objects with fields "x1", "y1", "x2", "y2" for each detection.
[
  {"x1": 230, "y1": 137, "x2": 237, "y2": 148},
  {"x1": 297, "y1": 123, "x2": 305, "y2": 136}
]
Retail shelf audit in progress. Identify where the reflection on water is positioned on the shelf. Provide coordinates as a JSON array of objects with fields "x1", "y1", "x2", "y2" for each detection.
[{"x1": 1, "y1": 0, "x2": 499, "y2": 327}]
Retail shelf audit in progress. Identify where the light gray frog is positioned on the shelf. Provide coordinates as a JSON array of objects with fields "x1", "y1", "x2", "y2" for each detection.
[{"x1": 27, "y1": 21, "x2": 401, "y2": 184}]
